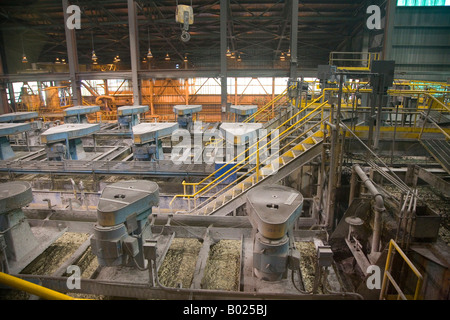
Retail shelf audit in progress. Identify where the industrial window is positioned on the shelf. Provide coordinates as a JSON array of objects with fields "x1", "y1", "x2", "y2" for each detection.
[{"x1": 397, "y1": 0, "x2": 450, "y2": 6}]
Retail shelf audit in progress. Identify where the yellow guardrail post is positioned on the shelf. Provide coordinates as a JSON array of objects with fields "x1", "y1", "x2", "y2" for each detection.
[
  {"x1": 0, "y1": 272, "x2": 78, "y2": 300},
  {"x1": 379, "y1": 239, "x2": 423, "y2": 300}
]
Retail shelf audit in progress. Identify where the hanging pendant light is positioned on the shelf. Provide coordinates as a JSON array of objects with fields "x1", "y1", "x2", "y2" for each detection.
[
  {"x1": 237, "y1": 54, "x2": 242, "y2": 62},
  {"x1": 91, "y1": 32, "x2": 98, "y2": 64},
  {"x1": 55, "y1": 57, "x2": 61, "y2": 64},
  {"x1": 21, "y1": 36, "x2": 28, "y2": 63},
  {"x1": 142, "y1": 57, "x2": 147, "y2": 63},
  {"x1": 287, "y1": 48, "x2": 291, "y2": 57},
  {"x1": 226, "y1": 47, "x2": 231, "y2": 57},
  {"x1": 165, "y1": 53, "x2": 170, "y2": 61},
  {"x1": 146, "y1": 27, "x2": 153, "y2": 59},
  {"x1": 280, "y1": 52, "x2": 286, "y2": 61},
  {"x1": 147, "y1": 48, "x2": 153, "y2": 59},
  {"x1": 183, "y1": 54, "x2": 188, "y2": 62},
  {"x1": 92, "y1": 50, "x2": 98, "y2": 62}
]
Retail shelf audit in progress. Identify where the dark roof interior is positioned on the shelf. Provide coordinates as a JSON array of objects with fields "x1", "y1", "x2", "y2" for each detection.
[{"x1": 0, "y1": 0, "x2": 382, "y2": 74}]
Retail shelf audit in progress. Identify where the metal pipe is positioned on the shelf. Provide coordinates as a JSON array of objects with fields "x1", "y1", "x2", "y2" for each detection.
[
  {"x1": 0, "y1": 272, "x2": 76, "y2": 300},
  {"x1": 353, "y1": 164, "x2": 385, "y2": 253}
]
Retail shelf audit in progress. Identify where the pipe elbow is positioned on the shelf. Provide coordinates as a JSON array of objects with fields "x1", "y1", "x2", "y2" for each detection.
[{"x1": 373, "y1": 194, "x2": 385, "y2": 212}]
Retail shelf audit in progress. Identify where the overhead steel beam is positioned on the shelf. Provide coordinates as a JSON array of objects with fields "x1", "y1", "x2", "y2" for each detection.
[
  {"x1": 220, "y1": 0, "x2": 228, "y2": 121},
  {"x1": 127, "y1": 0, "x2": 141, "y2": 105},
  {"x1": 290, "y1": 0, "x2": 299, "y2": 80},
  {"x1": 62, "y1": 0, "x2": 82, "y2": 106}
]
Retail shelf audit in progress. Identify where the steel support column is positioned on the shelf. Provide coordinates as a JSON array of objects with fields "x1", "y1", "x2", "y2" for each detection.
[
  {"x1": 128, "y1": 0, "x2": 141, "y2": 105},
  {"x1": 62, "y1": 0, "x2": 82, "y2": 106},
  {"x1": 220, "y1": 0, "x2": 228, "y2": 121},
  {"x1": 289, "y1": 0, "x2": 299, "y2": 80},
  {"x1": 382, "y1": 0, "x2": 396, "y2": 60}
]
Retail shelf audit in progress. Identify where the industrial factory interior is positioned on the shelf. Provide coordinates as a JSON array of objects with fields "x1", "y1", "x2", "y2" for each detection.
[{"x1": 0, "y1": 0, "x2": 449, "y2": 304}]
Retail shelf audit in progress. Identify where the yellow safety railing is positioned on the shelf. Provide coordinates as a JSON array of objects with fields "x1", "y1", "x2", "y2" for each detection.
[
  {"x1": 243, "y1": 85, "x2": 294, "y2": 123},
  {"x1": 205, "y1": 86, "x2": 292, "y2": 148},
  {"x1": 379, "y1": 240, "x2": 423, "y2": 300},
  {"x1": 169, "y1": 93, "x2": 329, "y2": 212},
  {"x1": 0, "y1": 272, "x2": 80, "y2": 300},
  {"x1": 329, "y1": 52, "x2": 380, "y2": 71}
]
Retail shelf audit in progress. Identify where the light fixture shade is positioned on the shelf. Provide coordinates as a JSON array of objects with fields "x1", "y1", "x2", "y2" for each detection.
[
  {"x1": 22, "y1": 54, "x2": 28, "y2": 63},
  {"x1": 237, "y1": 54, "x2": 242, "y2": 62},
  {"x1": 62, "y1": 58, "x2": 66, "y2": 64},
  {"x1": 55, "y1": 57, "x2": 61, "y2": 64},
  {"x1": 231, "y1": 52, "x2": 235, "y2": 59},
  {"x1": 183, "y1": 55, "x2": 188, "y2": 62},
  {"x1": 115, "y1": 55, "x2": 120, "y2": 62},
  {"x1": 226, "y1": 47, "x2": 231, "y2": 57},
  {"x1": 91, "y1": 50, "x2": 98, "y2": 61},
  {"x1": 165, "y1": 53, "x2": 170, "y2": 61},
  {"x1": 287, "y1": 48, "x2": 291, "y2": 57},
  {"x1": 147, "y1": 48, "x2": 153, "y2": 59},
  {"x1": 280, "y1": 52, "x2": 286, "y2": 61},
  {"x1": 142, "y1": 57, "x2": 147, "y2": 63}
]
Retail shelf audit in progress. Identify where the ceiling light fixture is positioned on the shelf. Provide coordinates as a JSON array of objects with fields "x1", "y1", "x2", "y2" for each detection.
[
  {"x1": 147, "y1": 27, "x2": 153, "y2": 59},
  {"x1": 91, "y1": 32, "x2": 98, "y2": 64},
  {"x1": 165, "y1": 53, "x2": 170, "y2": 61},
  {"x1": 21, "y1": 36, "x2": 28, "y2": 63}
]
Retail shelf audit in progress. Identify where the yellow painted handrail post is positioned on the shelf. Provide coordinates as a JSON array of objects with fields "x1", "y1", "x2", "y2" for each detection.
[
  {"x1": 380, "y1": 240, "x2": 423, "y2": 300},
  {"x1": 0, "y1": 272, "x2": 77, "y2": 300},
  {"x1": 256, "y1": 139, "x2": 260, "y2": 183}
]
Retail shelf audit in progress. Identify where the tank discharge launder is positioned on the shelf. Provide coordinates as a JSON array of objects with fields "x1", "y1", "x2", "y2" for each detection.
[
  {"x1": 246, "y1": 184, "x2": 303, "y2": 281},
  {"x1": 90, "y1": 180, "x2": 159, "y2": 268}
]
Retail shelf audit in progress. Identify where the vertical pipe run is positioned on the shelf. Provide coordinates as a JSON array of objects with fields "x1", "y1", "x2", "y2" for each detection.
[
  {"x1": 220, "y1": 0, "x2": 228, "y2": 121},
  {"x1": 353, "y1": 164, "x2": 385, "y2": 253},
  {"x1": 63, "y1": 0, "x2": 82, "y2": 106},
  {"x1": 128, "y1": 0, "x2": 140, "y2": 106},
  {"x1": 289, "y1": 0, "x2": 299, "y2": 81}
]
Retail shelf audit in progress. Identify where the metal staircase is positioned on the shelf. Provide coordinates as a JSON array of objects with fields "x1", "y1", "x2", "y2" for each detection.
[
  {"x1": 198, "y1": 130, "x2": 324, "y2": 216},
  {"x1": 170, "y1": 95, "x2": 329, "y2": 216}
]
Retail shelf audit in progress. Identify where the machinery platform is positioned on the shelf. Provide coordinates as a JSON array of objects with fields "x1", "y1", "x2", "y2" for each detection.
[
  {"x1": 230, "y1": 105, "x2": 258, "y2": 116},
  {"x1": 117, "y1": 105, "x2": 149, "y2": 116},
  {"x1": 0, "y1": 112, "x2": 39, "y2": 123},
  {"x1": 132, "y1": 122, "x2": 178, "y2": 144},
  {"x1": 220, "y1": 122, "x2": 262, "y2": 144},
  {"x1": 40, "y1": 123, "x2": 100, "y2": 144},
  {"x1": 173, "y1": 105, "x2": 202, "y2": 116},
  {"x1": 63, "y1": 105, "x2": 100, "y2": 123}
]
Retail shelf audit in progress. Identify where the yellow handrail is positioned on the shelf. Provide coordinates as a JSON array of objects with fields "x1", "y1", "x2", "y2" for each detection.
[
  {"x1": 0, "y1": 272, "x2": 79, "y2": 300},
  {"x1": 380, "y1": 240, "x2": 423, "y2": 300},
  {"x1": 197, "y1": 119, "x2": 327, "y2": 212},
  {"x1": 206, "y1": 86, "x2": 291, "y2": 148},
  {"x1": 243, "y1": 85, "x2": 292, "y2": 123},
  {"x1": 170, "y1": 97, "x2": 328, "y2": 209}
]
